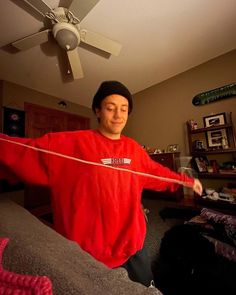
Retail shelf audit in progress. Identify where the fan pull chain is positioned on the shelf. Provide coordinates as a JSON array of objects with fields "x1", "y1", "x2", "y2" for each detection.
[
  {"x1": 45, "y1": 11, "x2": 59, "y2": 23},
  {"x1": 46, "y1": 8, "x2": 69, "y2": 24},
  {"x1": 67, "y1": 10, "x2": 80, "y2": 25}
]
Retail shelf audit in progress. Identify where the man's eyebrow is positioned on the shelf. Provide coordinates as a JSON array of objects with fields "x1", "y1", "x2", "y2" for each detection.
[
  {"x1": 105, "y1": 102, "x2": 128, "y2": 107},
  {"x1": 105, "y1": 102, "x2": 115, "y2": 105}
]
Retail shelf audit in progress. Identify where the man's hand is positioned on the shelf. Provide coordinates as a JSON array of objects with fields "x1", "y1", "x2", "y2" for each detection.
[{"x1": 193, "y1": 178, "x2": 203, "y2": 196}]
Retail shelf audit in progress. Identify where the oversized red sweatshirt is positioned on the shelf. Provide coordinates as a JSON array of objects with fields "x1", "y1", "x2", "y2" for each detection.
[{"x1": 0, "y1": 130, "x2": 194, "y2": 267}]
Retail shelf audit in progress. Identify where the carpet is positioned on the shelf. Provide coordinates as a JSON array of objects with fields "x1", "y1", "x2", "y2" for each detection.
[{"x1": 142, "y1": 197, "x2": 199, "y2": 261}]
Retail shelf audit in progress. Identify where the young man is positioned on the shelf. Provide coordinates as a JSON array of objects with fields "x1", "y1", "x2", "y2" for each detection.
[{"x1": 0, "y1": 81, "x2": 202, "y2": 287}]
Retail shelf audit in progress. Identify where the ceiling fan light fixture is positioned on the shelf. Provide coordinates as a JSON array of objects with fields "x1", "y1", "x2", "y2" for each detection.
[
  {"x1": 52, "y1": 22, "x2": 80, "y2": 50},
  {"x1": 13, "y1": 0, "x2": 121, "y2": 80}
]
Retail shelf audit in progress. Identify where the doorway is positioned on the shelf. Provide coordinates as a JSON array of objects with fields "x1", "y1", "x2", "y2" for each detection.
[{"x1": 24, "y1": 102, "x2": 90, "y2": 220}]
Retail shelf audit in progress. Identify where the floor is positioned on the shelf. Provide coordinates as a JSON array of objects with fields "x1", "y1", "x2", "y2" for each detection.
[{"x1": 142, "y1": 196, "x2": 199, "y2": 261}]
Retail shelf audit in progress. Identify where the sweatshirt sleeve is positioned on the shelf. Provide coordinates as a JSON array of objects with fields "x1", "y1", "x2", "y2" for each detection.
[
  {"x1": 0, "y1": 133, "x2": 50, "y2": 186},
  {"x1": 140, "y1": 148, "x2": 194, "y2": 192}
]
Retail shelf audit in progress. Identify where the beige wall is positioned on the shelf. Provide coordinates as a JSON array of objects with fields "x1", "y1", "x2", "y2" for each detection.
[
  {"x1": 1, "y1": 81, "x2": 97, "y2": 129},
  {"x1": 125, "y1": 49, "x2": 236, "y2": 156}
]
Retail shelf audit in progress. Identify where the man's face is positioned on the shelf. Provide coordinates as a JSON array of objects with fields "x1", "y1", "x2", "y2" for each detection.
[{"x1": 96, "y1": 94, "x2": 129, "y2": 139}]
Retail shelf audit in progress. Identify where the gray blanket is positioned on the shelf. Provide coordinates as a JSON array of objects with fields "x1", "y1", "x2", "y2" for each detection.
[{"x1": 0, "y1": 198, "x2": 161, "y2": 294}]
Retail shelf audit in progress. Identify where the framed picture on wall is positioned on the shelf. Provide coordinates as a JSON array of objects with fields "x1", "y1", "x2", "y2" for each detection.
[
  {"x1": 203, "y1": 112, "x2": 226, "y2": 127},
  {"x1": 3, "y1": 107, "x2": 25, "y2": 137},
  {"x1": 205, "y1": 128, "x2": 228, "y2": 148}
]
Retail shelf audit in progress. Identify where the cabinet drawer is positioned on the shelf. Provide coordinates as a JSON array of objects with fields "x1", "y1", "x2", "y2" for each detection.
[
  {"x1": 147, "y1": 152, "x2": 183, "y2": 201},
  {"x1": 150, "y1": 153, "x2": 178, "y2": 170}
]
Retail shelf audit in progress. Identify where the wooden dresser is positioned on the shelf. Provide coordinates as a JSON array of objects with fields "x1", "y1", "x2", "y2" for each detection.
[
  {"x1": 150, "y1": 152, "x2": 180, "y2": 171},
  {"x1": 142, "y1": 152, "x2": 184, "y2": 201}
]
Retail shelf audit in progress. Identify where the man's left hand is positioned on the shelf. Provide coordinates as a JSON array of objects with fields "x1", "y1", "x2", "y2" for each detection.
[{"x1": 193, "y1": 178, "x2": 203, "y2": 196}]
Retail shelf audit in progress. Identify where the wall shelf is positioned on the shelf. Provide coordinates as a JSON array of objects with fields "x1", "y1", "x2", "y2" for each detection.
[
  {"x1": 190, "y1": 123, "x2": 234, "y2": 134},
  {"x1": 197, "y1": 172, "x2": 236, "y2": 179},
  {"x1": 186, "y1": 112, "x2": 236, "y2": 184},
  {"x1": 192, "y1": 148, "x2": 236, "y2": 156}
]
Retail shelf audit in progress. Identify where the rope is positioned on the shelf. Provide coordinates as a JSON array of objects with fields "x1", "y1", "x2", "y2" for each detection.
[{"x1": 0, "y1": 137, "x2": 193, "y2": 187}]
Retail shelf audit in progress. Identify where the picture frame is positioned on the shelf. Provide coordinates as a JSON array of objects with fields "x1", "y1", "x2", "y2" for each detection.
[
  {"x1": 166, "y1": 144, "x2": 179, "y2": 153},
  {"x1": 193, "y1": 156, "x2": 209, "y2": 173},
  {"x1": 203, "y1": 112, "x2": 226, "y2": 127},
  {"x1": 193, "y1": 140, "x2": 205, "y2": 151},
  {"x1": 206, "y1": 128, "x2": 228, "y2": 148}
]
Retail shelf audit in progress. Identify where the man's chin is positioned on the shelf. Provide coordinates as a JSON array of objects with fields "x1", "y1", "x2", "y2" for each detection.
[{"x1": 110, "y1": 127, "x2": 124, "y2": 134}]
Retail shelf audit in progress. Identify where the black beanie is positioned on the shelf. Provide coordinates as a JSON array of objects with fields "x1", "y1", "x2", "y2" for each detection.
[{"x1": 92, "y1": 81, "x2": 133, "y2": 114}]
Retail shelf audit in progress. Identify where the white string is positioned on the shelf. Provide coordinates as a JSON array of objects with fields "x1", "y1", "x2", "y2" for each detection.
[{"x1": 0, "y1": 137, "x2": 192, "y2": 187}]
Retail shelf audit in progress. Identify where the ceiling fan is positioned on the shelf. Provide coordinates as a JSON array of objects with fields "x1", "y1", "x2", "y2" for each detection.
[{"x1": 12, "y1": 0, "x2": 122, "y2": 80}]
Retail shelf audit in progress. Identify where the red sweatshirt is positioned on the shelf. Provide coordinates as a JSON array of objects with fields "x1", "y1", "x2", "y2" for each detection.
[{"x1": 0, "y1": 130, "x2": 194, "y2": 267}]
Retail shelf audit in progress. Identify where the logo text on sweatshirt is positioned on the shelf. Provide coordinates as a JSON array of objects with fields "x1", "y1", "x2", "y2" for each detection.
[{"x1": 101, "y1": 158, "x2": 131, "y2": 166}]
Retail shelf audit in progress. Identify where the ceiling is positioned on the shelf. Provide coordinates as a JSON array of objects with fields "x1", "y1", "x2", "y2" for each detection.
[{"x1": 0, "y1": 0, "x2": 236, "y2": 108}]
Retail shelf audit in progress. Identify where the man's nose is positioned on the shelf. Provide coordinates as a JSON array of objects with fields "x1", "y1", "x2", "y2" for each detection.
[{"x1": 114, "y1": 109, "x2": 121, "y2": 118}]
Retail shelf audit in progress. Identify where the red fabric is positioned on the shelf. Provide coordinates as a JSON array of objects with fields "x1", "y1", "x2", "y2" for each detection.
[
  {"x1": 0, "y1": 238, "x2": 53, "y2": 294},
  {"x1": 0, "y1": 130, "x2": 194, "y2": 267}
]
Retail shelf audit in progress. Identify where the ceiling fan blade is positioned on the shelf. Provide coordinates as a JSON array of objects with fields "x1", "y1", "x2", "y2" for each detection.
[
  {"x1": 12, "y1": 30, "x2": 50, "y2": 51},
  {"x1": 80, "y1": 29, "x2": 122, "y2": 56},
  {"x1": 67, "y1": 49, "x2": 84, "y2": 79},
  {"x1": 68, "y1": 0, "x2": 100, "y2": 21},
  {"x1": 23, "y1": 0, "x2": 52, "y2": 16}
]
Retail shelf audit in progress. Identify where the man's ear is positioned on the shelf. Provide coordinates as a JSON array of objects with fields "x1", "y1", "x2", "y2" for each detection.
[{"x1": 95, "y1": 108, "x2": 100, "y2": 118}]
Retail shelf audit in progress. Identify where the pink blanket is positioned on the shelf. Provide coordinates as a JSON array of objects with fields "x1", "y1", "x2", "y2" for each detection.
[{"x1": 0, "y1": 238, "x2": 53, "y2": 294}]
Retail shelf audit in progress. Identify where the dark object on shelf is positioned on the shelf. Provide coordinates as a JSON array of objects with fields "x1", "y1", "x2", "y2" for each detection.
[
  {"x1": 220, "y1": 161, "x2": 236, "y2": 170},
  {"x1": 192, "y1": 156, "x2": 209, "y2": 173},
  {"x1": 210, "y1": 160, "x2": 219, "y2": 173},
  {"x1": 193, "y1": 140, "x2": 205, "y2": 151},
  {"x1": 192, "y1": 82, "x2": 236, "y2": 106}
]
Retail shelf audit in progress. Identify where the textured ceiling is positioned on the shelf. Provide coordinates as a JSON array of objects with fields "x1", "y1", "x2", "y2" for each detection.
[{"x1": 0, "y1": 0, "x2": 236, "y2": 108}]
